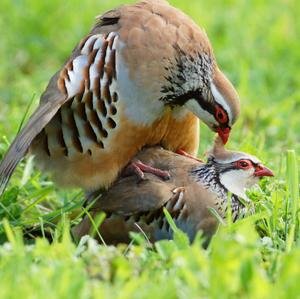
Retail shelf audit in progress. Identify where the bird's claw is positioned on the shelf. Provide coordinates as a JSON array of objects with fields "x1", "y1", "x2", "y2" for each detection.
[{"x1": 122, "y1": 160, "x2": 171, "y2": 182}]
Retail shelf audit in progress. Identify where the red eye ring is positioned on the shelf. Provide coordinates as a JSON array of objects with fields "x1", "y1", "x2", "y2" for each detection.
[
  {"x1": 215, "y1": 106, "x2": 228, "y2": 124},
  {"x1": 235, "y1": 159, "x2": 252, "y2": 170}
]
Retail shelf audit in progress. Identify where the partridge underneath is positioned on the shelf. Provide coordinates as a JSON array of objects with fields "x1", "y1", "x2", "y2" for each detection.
[
  {"x1": 0, "y1": 0, "x2": 240, "y2": 193},
  {"x1": 73, "y1": 138, "x2": 273, "y2": 245}
]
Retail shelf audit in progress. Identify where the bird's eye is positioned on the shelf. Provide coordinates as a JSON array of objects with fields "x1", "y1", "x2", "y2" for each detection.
[
  {"x1": 215, "y1": 106, "x2": 228, "y2": 124},
  {"x1": 236, "y1": 160, "x2": 252, "y2": 169},
  {"x1": 240, "y1": 161, "x2": 249, "y2": 167}
]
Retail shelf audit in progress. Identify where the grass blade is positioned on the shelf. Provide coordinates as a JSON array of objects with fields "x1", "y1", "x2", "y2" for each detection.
[{"x1": 286, "y1": 150, "x2": 299, "y2": 252}]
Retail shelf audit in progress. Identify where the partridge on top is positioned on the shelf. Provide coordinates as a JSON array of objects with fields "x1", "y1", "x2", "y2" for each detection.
[{"x1": 0, "y1": 0, "x2": 240, "y2": 193}]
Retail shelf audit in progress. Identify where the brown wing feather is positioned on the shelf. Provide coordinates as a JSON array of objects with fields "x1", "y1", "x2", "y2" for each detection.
[{"x1": 91, "y1": 176, "x2": 175, "y2": 215}]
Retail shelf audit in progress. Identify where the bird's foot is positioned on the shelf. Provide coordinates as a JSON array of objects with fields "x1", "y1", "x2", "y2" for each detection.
[
  {"x1": 122, "y1": 160, "x2": 170, "y2": 182},
  {"x1": 176, "y1": 149, "x2": 203, "y2": 163}
]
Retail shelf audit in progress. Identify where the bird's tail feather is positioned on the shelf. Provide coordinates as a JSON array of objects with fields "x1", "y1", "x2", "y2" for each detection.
[{"x1": 0, "y1": 101, "x2": 63, "y2": 195}]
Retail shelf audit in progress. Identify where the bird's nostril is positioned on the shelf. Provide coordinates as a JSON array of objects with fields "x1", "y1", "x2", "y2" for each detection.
[{"x1": 256, "y1": 164, "x2": 264, "y2": 171}]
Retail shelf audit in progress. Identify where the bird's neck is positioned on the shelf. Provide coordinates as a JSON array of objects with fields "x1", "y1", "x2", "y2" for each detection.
[
  {"x1": 191, "y1": 163, "x2": 251, "y2": 221},
  {"x1": 159, "y1": 52, "x2": 213, "y2": 106}
]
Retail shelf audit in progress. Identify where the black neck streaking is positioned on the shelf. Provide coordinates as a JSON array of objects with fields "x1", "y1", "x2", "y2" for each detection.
[
  {"x1": 159, "y1": 48, "x2": 214, "y2": 109},
  {"x1": 190, "y1": 161, "x2": 252, "y2": 221}
]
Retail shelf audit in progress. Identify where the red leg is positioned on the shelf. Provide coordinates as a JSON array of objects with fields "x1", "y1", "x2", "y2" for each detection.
[
  {"x1": 122, "y1": 160, "x2": 170, "y2": 181},
  {"x1": 176, "y1": 149, "x2": 203, "y2": 163}
]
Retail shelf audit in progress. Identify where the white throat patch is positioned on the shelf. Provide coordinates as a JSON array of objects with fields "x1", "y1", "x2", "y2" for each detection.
[{"x1": 219, "y1": 169, "x2": 259, "y2": 200}]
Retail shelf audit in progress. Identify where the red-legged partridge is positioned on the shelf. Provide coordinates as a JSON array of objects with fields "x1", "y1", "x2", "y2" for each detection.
[
  {"x1": 0, "y1": 0, "x2": 240, "y2": 193},
  {"x1": 73, "y1": 137, "x2": 273, "y2": 245}
]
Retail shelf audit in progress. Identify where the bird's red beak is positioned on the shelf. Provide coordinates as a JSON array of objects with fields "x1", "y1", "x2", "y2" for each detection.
[
  {"x1": 254, "y1": 164, "x2": 274, "y2": 177},
  {"x1": 216, "y1": 127, "x2": 230, "y2": 144}
]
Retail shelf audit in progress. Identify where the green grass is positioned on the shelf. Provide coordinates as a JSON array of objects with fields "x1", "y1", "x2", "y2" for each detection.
[{"x1": 0, "y1": 0, "x2": 299, "y2": 298}]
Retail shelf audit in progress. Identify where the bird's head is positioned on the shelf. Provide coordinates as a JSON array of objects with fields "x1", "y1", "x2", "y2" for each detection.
[
  {"x1": 160, "y1": 48, "x2": 240, "y2": 144},
  {"x1": 206, "y1": 137, "x2": 274, "y2": 198}
]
